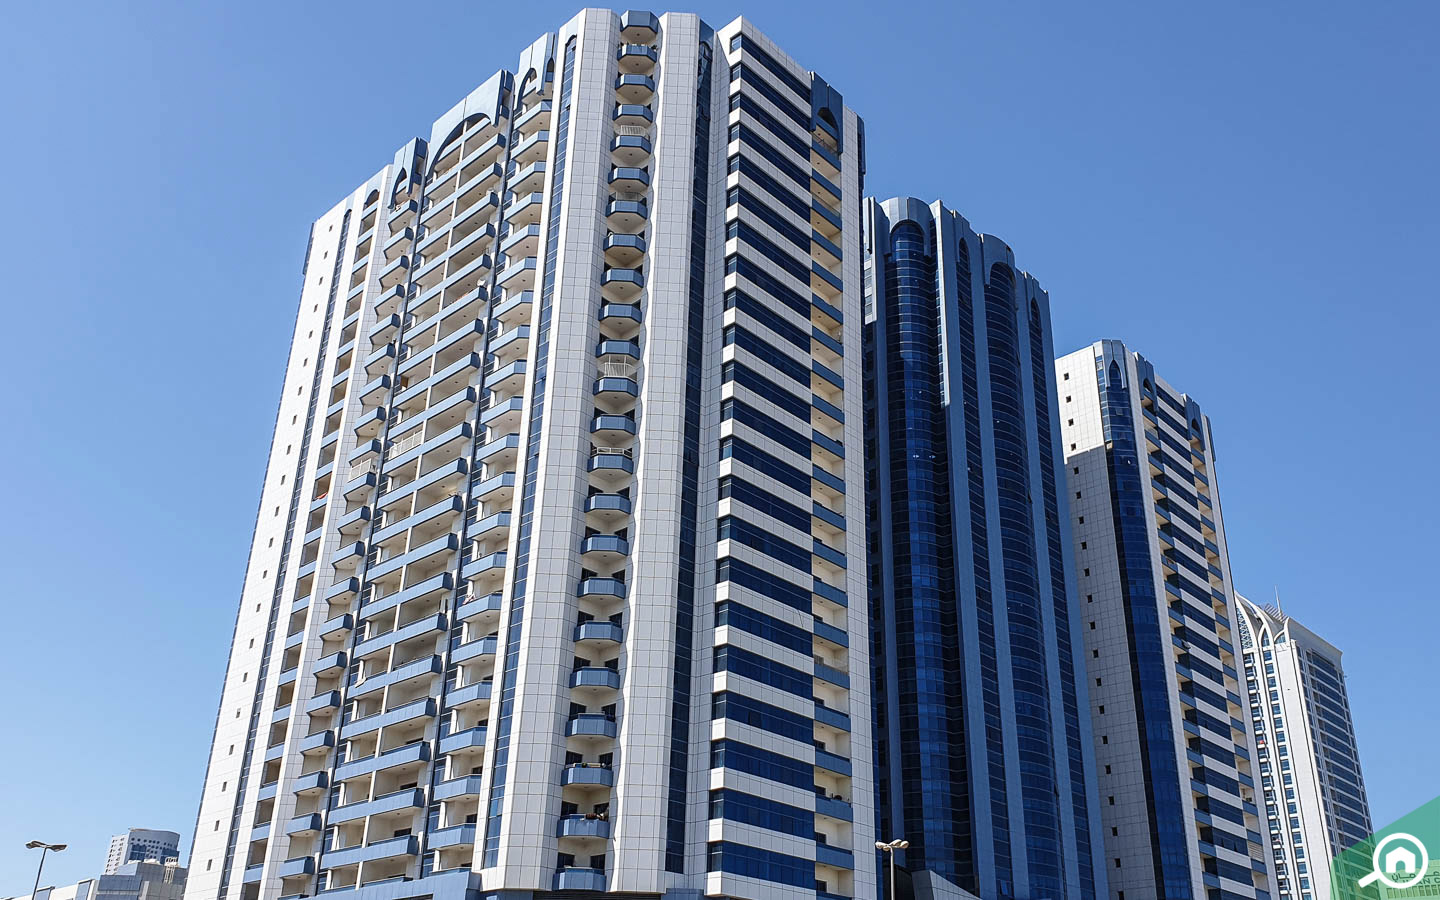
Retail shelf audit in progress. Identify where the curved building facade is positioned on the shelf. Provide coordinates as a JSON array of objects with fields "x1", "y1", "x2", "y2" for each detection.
[{"x1": 863, "y1": 198, "x2": 1106, "y2": 900}]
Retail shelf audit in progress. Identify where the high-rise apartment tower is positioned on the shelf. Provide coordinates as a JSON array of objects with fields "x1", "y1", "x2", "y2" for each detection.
[
  {"x1": 187, "y1": 10, "x2": 873, "y2": 900},
  {"x1": 1057, "y1": 341, "x2": 1275, "y2": 900},
  {"x1": 862, "y1": 198, "x2": 1107, "y2": 900},
  {"x1": 1236, "y1": 595, "x2": 1372, "y2": 900}
]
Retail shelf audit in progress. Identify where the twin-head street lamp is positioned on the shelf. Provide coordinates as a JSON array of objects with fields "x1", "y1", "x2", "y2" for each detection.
[
  {"x1": 26, "y1": 841, "x2": 67, "y2": 900},
  {"x1": 876, "y1": 838, "x2": 909, "y2": 899}
]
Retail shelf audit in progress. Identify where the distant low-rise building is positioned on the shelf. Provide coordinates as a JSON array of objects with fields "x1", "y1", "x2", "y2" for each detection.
[
  {"x1": 94, "y1": 861, "x2": 186, "y2": 900},
  {"x1": 105, "y1": 831, "x2": 180, "y2": 875},
  {"x1": 3, "y1": 879, "x2": 97, "y2": 900}
]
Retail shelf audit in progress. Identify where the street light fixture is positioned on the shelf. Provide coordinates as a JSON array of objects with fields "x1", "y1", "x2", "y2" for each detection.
[
  {"x1": 25, "y1": 841, "x2": 67, "y2": 900},
  {"x1": 875, "y1": 837, "x2": 909, "y2": 900}
]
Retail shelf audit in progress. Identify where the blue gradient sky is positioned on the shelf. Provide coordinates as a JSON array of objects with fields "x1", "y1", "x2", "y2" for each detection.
[{"x1": 3, "y1": 0, "x2": 1436, "y2": 889}]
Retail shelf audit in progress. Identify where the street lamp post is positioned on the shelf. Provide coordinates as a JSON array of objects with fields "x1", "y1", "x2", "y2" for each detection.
[
  {"x1": 875, "y1": 837, "x2": 909, "y2": 900},
  {"x1": 25, "y1": 841, "x2": 67, "y2": 900}
]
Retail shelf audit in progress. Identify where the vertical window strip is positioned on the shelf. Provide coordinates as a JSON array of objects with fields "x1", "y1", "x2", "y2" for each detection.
[
  {"x1": 666, "y1": 34, "x2": 712, "y2": 875},
  {"x1": 984, "y1": 264, "x2": 1063, "y2": 896},
  {"x1": 219, "y1": 210, "x2": 348, "y2": 894},
  {"x1": 955, "y1": 240, "x2": 1013, "y2": 895},
  {"x1": 879, "y1": 221, "x2": 968, "y2": 881}
]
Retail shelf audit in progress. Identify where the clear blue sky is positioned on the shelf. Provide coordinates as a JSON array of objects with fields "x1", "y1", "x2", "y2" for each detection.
[{"x1": 3, "y1": 0, "x2": 1436, "y2": 889}]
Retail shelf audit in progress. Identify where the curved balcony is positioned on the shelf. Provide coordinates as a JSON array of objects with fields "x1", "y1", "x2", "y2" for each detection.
[
  {"x1": 429, "y1": 823, "x2": 476, "y2": 851},
  {"x1": 278, "y1": 855, "x2": 315, "y2": 878},
  {"x1": 336, "y1": 505, "x2": 372, "y2": 540},
  {"x1": 592, "y1": 375, "x2": 638, "y2": 414},
  {"x1": 561, "y1": 762, "x2": 616, "y2": 788},
  {"x1": 438, "y1": 725, "x2": 487, "y2": 755},
  {"x1": 553, "y1": 868, "x2": 606, "y2": 893},
  {"x1": 500, "y1": 222, "x2": 542, "y2": 260},
  {"x1": 445, "y1": 678, "x2": 492, "y2": 708},
  {"x1": 602, "y1": 233, "x2": 646, "y2": 267},
  {"x1": 610, "y1": 134, "x2": 652, "y2": 167},
  {"x1": 514, "y1": 99, "x2": 553, "y2": 138},
  {"x1": 451, "y1": 633, "x2": 498, "y2": 665},
  {"x1": 457, "y1": 589, "x2": 504, "y2": 623},
  {"x1": 495, "y1": 256, "x2": 538, "y2": 293},
  {"x1": 285, "y1": 812, "x2": 323, "y2": 836},
  {"x1": 508, "y1": 161, "x2": 547, "y2": 195},
  {"x1": 590, "y1": 414, "x2": 636, "y2": 444},
  {"x1": 468, "y1": 510, "x2": 511, "y2": 543},
  {"x1": 613, "y1": 104, "x2": 653, "y2": 128},
  {"x1": 297, "y1": 729, "x2": 335, "y2": 755},
  {"x1": 600, "y1": 267, "x2": 644, "y2": 302},
  {"x1": 512, "y1": 130, "x2": 550, "y2": 166},
  {"x1": 566, "y1": 713, "x2": 618, "y2": 739},
  {"x1": 604, "y1": 198, "x2": 647, "y2": 232},
  {"x1": 597, "y1": 303, "x2": 643, "y2": 340},
  {"x1": 614, "y1": 73, "x2": 655, "y2": 104},
  {"x1": 583, "y1": 493, "x2": 632, "y2": 529},
  {"x1": 504, "y1": 192, "x2": 545, "y2": 228},
  {"x1": 314, "y1": 651, "x2": 348, "y2": 676},
  {"x1": 307, "y1": 688, "x2": 342, "y2": 714},
  {"x1": 476, "y1": 433, "x2": 521, "y2": 473},
  {"x1": 369, "y1": 314, "x2": 402, "y2": 344},
  {"x1": 619, "y1": 9, "x2": 658, "y2": 41},
  {"x1": 577, "y1": 576, "x2": 627, "y2": 601},
  {"x1": 481, "y1": 396, "x2": 525, "y2": 433},
  {"x1": 490, "y1": 324, "x2": 531, "y2": 365},
  {"x1": 494, "y1": 290, "x2": 533, "y2": 329},
  {"x1": 379, "y1": 255, "x2": 411, "y2": 290},
  {"x1": 293, "y1": 770, "x2": 328, "y2": 796},
  {"x1": 352, "y1": 406, "x2": 387, "y2": 439},
  {"x1": 557, "y1": 815, "x2": 611, "y2": 840},
  {"x1": 462, "y1": 549, "x2": 508, "y2": 587},
  {"x1": 373, "y1": 283, "x2": 409, "y2": 319},
  {"x1": 616, "y1": 43, "x2": 658, "y2": 73},
  {"x1": 485, "y1": 358, "x2": 528, "y2": 393},
  {"x1": 343, "y1": 466, "x2": 378, "y2": 500},
  {"x1": 587, "y1": 449, "x2": 634, "y2": 488},
  {"x1": 595, "y1": 338, "x2": 641, "y2": 361},
  {"x1": 570, "y1": 666, "x2": 621, "y2": 693},
  {"x1": 607, "y1": 166, "x2": 650, "y2": 193},
  {"x1": 389, "y1": 197, "x2": 420, "y2": 227},
  {"x1": 580, "y1": 534, "x2": 629, "y2": 565},
  {"x1": 574, "y1": 620, "x2": 624, "y2": 646},
  {"x1": 434, "y1": 773, "x2": 486, "y2": 801}
]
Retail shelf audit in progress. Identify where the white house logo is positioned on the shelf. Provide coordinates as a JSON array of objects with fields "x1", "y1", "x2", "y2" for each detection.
[{"x1": 1358, "y1": 832, "x2": 1431, "y2": 891}]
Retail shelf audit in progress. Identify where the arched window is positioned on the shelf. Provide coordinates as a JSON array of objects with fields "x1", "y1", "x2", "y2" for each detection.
[{"x1": 518, "y1": 69, "x2": 538, "y2": 100}]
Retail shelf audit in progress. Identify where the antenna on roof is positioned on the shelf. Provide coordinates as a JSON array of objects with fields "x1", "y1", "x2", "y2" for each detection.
[{"x1": 1274, "y1": 585, "x2": 1282, "y2": 617}]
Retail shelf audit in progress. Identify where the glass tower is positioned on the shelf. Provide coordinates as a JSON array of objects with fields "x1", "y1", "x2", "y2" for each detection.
[
  {"x1": 185, "y1": 11, "x2": 875, "y2": 900},
  {"x1": 863, "y1": 198, "x2": 1106, "y2": 900}
]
